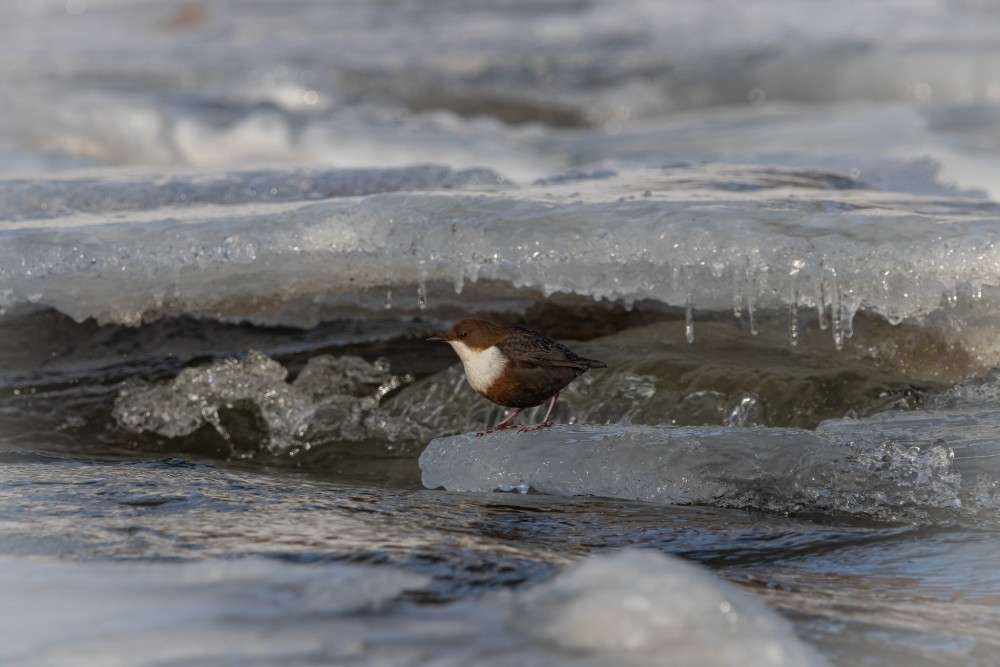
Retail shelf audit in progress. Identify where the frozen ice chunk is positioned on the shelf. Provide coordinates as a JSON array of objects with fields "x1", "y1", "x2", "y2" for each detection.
[
  {"x1": 113, "y1": 350, "x2": 311, "y2": 451},
  {"x1": 926, "y1": 368, "x2": 1000, "y2": 409},
  {"x1": 816, "y1": 370, "x2": 1000, "y2": 514},
  {"x1": 420, "y1": 423, "x2": 963, "y2": 520},
  {"x1": 112, "y1": 351, "x2": 412, "y2": 452},
  {"x1": 512, "y1": 550, "x2": 825, "y2": 666}
]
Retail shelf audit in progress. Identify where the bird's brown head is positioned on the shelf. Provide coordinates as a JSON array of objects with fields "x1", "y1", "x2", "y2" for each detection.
[{"x1": 428, "y1": 318, "x2": 509, "y2": 351}]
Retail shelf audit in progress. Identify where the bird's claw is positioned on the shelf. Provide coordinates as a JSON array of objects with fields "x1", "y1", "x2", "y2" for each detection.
[
  {"x1": 518, "y1": 421, "x2": 552, "y2": 433},
  {"x1": 476, "y1": 423, "x2": 524, "y2": 437}
]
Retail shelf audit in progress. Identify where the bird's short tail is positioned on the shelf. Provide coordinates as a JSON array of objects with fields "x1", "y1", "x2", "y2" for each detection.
[{"x1": 583, "y1": 357, "x2": 607, "y2": 369}]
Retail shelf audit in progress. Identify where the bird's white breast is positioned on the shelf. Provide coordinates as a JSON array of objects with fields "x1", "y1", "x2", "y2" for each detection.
[{"x1": 449, "y1": 342, "x2": 507, "y2": 393}]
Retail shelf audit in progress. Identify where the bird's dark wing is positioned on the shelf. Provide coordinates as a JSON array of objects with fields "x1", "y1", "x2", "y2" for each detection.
[{"x1": 497, "y1": 328, "x2": 606, "y2": 370}]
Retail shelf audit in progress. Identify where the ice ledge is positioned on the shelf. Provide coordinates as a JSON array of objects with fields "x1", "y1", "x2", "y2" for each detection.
[{"x1": 420, "y1": 423, "x2": 962, "y2": 520}]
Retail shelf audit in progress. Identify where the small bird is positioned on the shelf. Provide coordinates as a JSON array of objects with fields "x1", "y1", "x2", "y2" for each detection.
[{"x1": 428, "y1": 318, "x2": 606, "y2": 433}]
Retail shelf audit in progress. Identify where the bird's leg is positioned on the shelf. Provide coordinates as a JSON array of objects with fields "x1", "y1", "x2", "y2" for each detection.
[
  {"x1": 519, "y1": 393, "x2": 558, "y2": 432},
  {"x1": 476, "y1": 407, "x2": 525, "y2": 436},
  {"x1": 494, "y1": 407, "x2": 525, "y2": 430}
]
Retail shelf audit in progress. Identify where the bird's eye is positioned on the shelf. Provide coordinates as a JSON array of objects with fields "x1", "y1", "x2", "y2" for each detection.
[{"x1": 459, "y1": 331, "x2": 467, "y2": 338}]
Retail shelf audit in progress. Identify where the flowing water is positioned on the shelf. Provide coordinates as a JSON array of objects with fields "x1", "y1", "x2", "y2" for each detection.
[{"x1": 4, "y1": 1, "x2": 1000, "y2": 665}]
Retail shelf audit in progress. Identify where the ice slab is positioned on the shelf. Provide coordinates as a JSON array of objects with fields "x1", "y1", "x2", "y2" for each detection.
[
  {"x1": 6, "y1": 164, "x2": 1000, "y2": 363},
  {"x1": 0, "y1": 550, "x2": 824, "y2": 667},
  {"x1": 0, "y1": 164, "x2": 503, "y2": 220},
  {"x1": 420, "y1": 422, "x2": 971, "y2": 521}
]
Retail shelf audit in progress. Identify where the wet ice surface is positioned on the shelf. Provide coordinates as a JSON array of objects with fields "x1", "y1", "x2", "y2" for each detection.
[
  {"x1": 420, "y1": 424, "x2": 963, "y2": 520},
  {"x1": 421, "y1": 367, "x2": 1000, "y2": 522}
]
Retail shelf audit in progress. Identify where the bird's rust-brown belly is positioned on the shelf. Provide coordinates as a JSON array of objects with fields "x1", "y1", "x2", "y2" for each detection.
[{"x1": 481, "y1": 365, "x2": 581, "y2": 408}]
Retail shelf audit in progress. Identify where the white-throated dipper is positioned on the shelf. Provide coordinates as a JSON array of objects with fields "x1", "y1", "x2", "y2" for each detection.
[{"x1": 428, "y1": 318, "x2": 606, "y2": 433}]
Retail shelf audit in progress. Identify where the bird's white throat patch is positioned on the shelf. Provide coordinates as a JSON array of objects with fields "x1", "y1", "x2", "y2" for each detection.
[{"x1": 449, "y1": 342, "x2": 507, "y2": 393}]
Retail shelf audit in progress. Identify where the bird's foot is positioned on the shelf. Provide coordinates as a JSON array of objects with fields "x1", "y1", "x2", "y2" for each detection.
[
  {"x1": 496, "y1": 423, "x2": 523, "y2": 431},
  {"x1": 518, "y1": 421, "x2": 552, "y2": 433},
  {"x1": 476, "y1": 423, "x2": 524, "y2": 437}
]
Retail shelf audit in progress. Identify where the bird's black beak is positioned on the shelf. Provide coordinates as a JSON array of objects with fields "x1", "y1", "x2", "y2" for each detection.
[{"x1": 427, "y1": 335, "x2": 446, "y2": 342}]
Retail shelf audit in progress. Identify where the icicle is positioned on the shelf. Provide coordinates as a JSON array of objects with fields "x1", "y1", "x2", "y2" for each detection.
[
  {"x1": 830, "y1": 269, "x2": 844, "y2": 350},
  {"x1": 384, "y1": 287, "x2": 393, "y2": 310},
  {"x1": 685, "y1": 297, "x2": 695, "y2": 344},
  {"x1": 817, "y1": 260, "x2": 828, "y2": 331},
  {"x1": 416, "y1": 262, "x2": 428, "y2": 310},
  {"x1": 789, "y1": 291, "x2": 799, "y2": 345},
  {"x1": 685, "y1": 266, "x2": 695, "y2": 343},
  {"x1": 788, "y1": 260, "x2": 804, "y2": 346},
  {"x1": 746, "y1": 264, "x2": 759, "y2": 336},
  {"x1": 732, "y1": 263, "x2": 743, "y2": 318}
]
